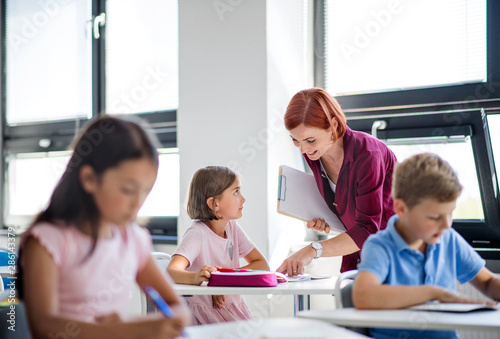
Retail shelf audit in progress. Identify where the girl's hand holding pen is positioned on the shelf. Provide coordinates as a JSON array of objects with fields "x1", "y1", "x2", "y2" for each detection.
[
  {"x1": 194, "y1": 265, "x2": 217, "y2": 285},
  {"x1": 143, "y1": 316, "x2": 185, "y2": 339},
  {"x1": 95, "y1": 312, "x2": 123, "y2": 324},
  {"x1": 96, "y1": 311, "x2": 185, "y2": 339},
  {"x1": 144, "y1": 287, "x2": 190, "y2": 338}
]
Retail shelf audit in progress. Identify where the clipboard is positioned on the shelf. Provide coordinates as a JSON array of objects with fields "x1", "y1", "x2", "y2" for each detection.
[{"x1": 277, "y1": 165, "x2": 346, "y2": 233}]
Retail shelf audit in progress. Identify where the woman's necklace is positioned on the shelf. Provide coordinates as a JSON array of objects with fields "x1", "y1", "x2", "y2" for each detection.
[{"x1": 321, "y1": 158, "x2": 341, "y2": 184}]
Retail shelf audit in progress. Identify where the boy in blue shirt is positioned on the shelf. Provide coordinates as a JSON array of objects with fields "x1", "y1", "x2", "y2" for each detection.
[{"x1": 353, "y1": 153, "x2": 500, "y2": 339}]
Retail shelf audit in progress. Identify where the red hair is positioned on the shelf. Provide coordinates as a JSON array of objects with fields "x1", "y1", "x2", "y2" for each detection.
[{"x1": 284, "y1": 88, "x2": 347, "y2": 142}]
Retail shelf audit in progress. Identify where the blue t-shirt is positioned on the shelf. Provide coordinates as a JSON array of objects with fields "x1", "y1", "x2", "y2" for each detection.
[{"x1": 358, "y1": 214, "x2": 485, "y2": 339}]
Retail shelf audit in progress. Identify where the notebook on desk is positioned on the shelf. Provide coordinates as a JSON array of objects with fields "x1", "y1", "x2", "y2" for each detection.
[
  {"x1": 286, "y1": 274, "x2": 333, "y2": 282},
  {"x1": 409, "y1": 302, "x2": 499, "y2": 313},
  {"x1": 277, "y1": 165, "x2": 346, "y2": 234}
]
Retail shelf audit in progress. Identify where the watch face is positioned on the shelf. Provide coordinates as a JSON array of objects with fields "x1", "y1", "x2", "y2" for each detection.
[{"x1": 312, "y1": 242, "x2": 322, "y2": 258}]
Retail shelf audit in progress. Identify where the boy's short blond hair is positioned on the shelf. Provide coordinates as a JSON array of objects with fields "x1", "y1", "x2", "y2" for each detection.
[{"x1": 392, "y1": 153, "x2": 462, "y2": 208}]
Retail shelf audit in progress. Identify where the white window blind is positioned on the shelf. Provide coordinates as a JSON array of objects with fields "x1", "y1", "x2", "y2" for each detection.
[{"x1": 325, "y1": 0, "x2": 487, "y2": 96}]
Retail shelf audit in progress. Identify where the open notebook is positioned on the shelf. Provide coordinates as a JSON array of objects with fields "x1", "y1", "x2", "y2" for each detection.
[
  {"x1": 409, "y1": 302, "x2": 499, "y2": 313},
  {"x1": 286, "y1": 274, "x2": 334, "y2": 282}
]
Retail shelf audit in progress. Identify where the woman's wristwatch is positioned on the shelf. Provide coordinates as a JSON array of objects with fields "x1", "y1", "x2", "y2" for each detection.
[{"x1": 311, "y1": 241, "x2": 323, "y2": 259}]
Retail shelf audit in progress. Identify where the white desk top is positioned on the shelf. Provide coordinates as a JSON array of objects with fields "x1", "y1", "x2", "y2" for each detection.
[
  {"x1": 184, "y1": 317, "x2": 368, "y2": 339},
  {"x1": 174, "y1": 277, "x2": 338, "y2": 296},
  {"x1": 298, "y1": 307, "x2": 500, "y2": 332}
]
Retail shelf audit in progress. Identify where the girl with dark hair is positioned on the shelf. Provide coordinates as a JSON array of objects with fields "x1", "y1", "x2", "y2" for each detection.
[
  {"x1": 277, "y1": 88, "x2": 397, "y2": 276},
  {"x1": 167, "y1": 166, "x2": 269, "y2": 325},
  {"x1": 17, "y1": 116, "x2": 190, "y2": 339}
]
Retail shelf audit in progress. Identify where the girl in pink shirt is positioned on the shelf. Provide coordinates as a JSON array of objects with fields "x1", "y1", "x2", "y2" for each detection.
[
  {"x1": 167, "y1": 166, "x2": 270, "y2": 324},
  {"x1": 17, "y1": 116, "x2": 190, "y2": 339}
]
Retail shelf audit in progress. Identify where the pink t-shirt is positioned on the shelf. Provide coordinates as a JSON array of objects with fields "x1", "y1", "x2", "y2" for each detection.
[
  {"x1": 20, "y1": 222, "x2": 152, "y2": 322},
  {"x1": 173, "y1": 220, "x2": 256, "y2": 325},
  {"x1": 173, "y1": 219, "x2": 255, "y2": 271}
]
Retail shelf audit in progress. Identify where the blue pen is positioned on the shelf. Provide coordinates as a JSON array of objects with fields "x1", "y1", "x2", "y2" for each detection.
[{"x1": 144, "y1": 286, "x2": 187, "y2": 337}]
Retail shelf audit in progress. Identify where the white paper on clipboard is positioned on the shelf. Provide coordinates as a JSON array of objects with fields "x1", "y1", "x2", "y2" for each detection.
[{"x1": 277, "y1": 165, "x2": 346, "y2": 234}]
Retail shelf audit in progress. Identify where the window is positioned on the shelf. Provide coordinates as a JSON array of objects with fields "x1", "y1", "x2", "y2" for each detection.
[
  {"x1": 1, "y1": 0, "x2": 179, "y2": 242},
  {"x1": 5, "y1": 151, "x2": 71, "y2": 227},
  {"x1": 324, "y1": 0, "x2": 487, "y2": 96},
  {"x1": 347, "y1": 111, "x2": 500, "y2": 250},
  {"x1": 388, "y1": 137, "x2": 484, "y2": 220},
  {"x1": 5, "y1": 148, "x2": 179, "y2": 225},
  {"x1": 105, "y1": 0, "x2": 178, "y2": 114},
  {"x1": 316, "y1": 0, "x2": 500, "y2": 109},
  {"x1": 5, "y1": 0, "x2": 92, "y2": 124},
  {"x1": 139, "y1": 149, "x2": 180, "y2": 217},
  {"x1": 316, "y1": 0, "x2": 500, "y2": 257}
]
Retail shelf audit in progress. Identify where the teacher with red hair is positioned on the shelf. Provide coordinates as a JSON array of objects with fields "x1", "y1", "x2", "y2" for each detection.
[{"x1": 277, "y1": 88, "x2": 397, "y2": 276}]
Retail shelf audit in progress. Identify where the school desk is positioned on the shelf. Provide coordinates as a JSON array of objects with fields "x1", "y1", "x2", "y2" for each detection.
[
  {"x1": 297, "y1": 307, "x2": 500, "y2": 333},
  {"x1": 174, "y1": 277, "x2": 338, "y2": 316},
  {"x1": 184, "y1": 317, "x2": 368, "y2": 338}
]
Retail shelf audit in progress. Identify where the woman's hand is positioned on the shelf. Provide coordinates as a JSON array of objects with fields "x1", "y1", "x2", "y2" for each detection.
[
  {"x1": 277, "y1": 245, "x2": 316, "y2": 277},
  {"x1": 307, "y1": 218, "x2": 331, "y2": 234},
  {"x1": 193, "y1": 265, "x2": 217, "y2": 285},
  {"x1": 212, "y1": 295, "x2": 226, "y2": 309}
]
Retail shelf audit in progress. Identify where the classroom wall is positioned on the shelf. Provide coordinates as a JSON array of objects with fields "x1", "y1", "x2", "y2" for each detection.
[
  {"x1": 178, "y1": 0, "x2": 268, "y2": 256},
  {"x1": 177, "y1": 0, "x2": 311, "y2": 268},
  {"x1": 266, "y1": 0, "x2": 314, "y2": 270}
]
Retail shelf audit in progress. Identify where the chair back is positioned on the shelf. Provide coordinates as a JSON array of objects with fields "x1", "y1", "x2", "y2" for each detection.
[
  {"x1": 145, "y1": 252, "x2": 173, "y2": 314},
  {"x1": 334, "y1": 270, "x2": 370, "y2": 336},
  {"x1": 334, "y1": 269, "x2": 358, "y2": 309},
  {"x1": 152, "y1": 252, "x2": 172, "y2": 273}
]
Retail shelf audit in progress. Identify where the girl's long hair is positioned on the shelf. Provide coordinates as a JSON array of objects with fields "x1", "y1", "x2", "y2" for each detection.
[{"x1": 17, "y1": 115, "x2": 159, "y2": 298}]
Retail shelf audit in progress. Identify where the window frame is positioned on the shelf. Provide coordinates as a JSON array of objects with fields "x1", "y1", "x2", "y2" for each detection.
[
  {"x1": 315, "y1": 0, "x2": 500, "y2": 259},
  {"x1": 0, "y1": 0, "x2": 178, "y2": 244}
]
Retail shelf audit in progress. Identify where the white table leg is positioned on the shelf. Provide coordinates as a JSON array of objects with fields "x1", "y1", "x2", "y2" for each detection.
[{"x1": 294, "y1": 294, "x2": 311, "y2": 316}]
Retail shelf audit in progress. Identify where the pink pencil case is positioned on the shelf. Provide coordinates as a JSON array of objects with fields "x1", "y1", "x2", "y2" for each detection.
[{"x1": 208, "y1": 271, "x2": 281, "y2": 287}]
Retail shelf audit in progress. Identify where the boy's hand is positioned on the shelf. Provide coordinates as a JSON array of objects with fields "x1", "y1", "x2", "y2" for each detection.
[
  {"x1": 436, "y1": 288, "x2": 496, "y2": 305},
  {"x1": 193, "y1": 265, "x2": 217, "y2": 285},
  {"x1": 212, "y1": 295, "x2": 226, "y2": 309}
]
